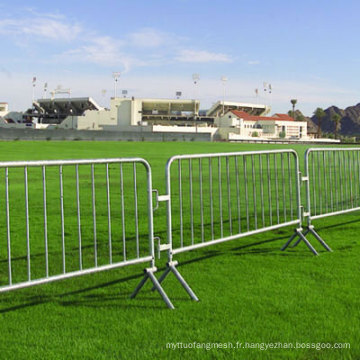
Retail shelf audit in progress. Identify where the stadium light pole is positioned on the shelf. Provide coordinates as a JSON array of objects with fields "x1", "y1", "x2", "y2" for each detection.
[
  {"x1": 221, "y1": 76, "x2": 228, "y2": 115},
  {"x1": 192, "y1": 73, "x2": 200, "y2": 117},
  {"x1": 43, "y1": 82, "x2": 48, "y2": 99},
  {"x1": 32, "y1": 76, "x2": 37, "y2": 103},
  {"x1": 112, "y1": 72, "x2": 121, "y2": 98}
]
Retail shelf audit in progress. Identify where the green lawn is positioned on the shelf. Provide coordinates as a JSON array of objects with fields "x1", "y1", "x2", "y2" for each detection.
[{"x1": 0, "y1": 141, "x2": 358, "y2": 359}]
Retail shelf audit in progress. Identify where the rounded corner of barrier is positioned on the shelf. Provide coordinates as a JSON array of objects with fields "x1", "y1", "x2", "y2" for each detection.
[
  {"x1": 288, "y1": 149, "x2": 299, "y2": 158},
  {"x1": 137, "y1": 158, "x2": 152, "y2": 173},
  {"x1": 165, "y1": 156, "x2": 178, "y2": 172}
]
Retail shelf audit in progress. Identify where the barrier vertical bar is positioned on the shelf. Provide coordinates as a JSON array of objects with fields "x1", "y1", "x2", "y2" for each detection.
[
  {"x1": 235, "y1": 156, "x2": 241, "y2": 233},
  {"x1": 76, "y1": 164, "x2": 82, "y2": 270},
  {"x1": 178, "y1": 160, "x2": 183, "y2": 247},
  {"x1": 199, "y1": 159, "x2": 204, "y2": 242},
  {"x1": 106, "y1": 163, "x2": 113, "y2": 262},
  {"x1": 287, "y1": 153, "x2": 293, "y2": 220},
  {"x1": 24, "y1": 167, "x2": 31, "y2": 281},
  {"x1": 267, "y1": 154, "x2": 272, "y2": 226},
  {"x1": 281, "y1": 153, "x2": 287, "y2": 222},
  {"x1": 243, "y1": 156, "x2": 249, "y2": 231},
  {"x1": 6, "y1": 168, "x2": 12, "y2": 285},
  {"x1": 91, "y1": 164, "x2": 97, "y2": 267},
  {"x1": 259, "y1": 155, "x2": 265, "y2": 227},
  {"x1": 42, "y1": 166, "x2": 49, "y2": 277},
  {"x1": 120, "y1": 164, "x2": 126, "y2": 260},
  {"x1": 218, "y1": 157, "x2": 223, "y2": 237},
  {"x1": 226, "y1": 157, "x2": 232, "y2": 234},
  {"x1": 251, "y1": 155, "x2": 257, "y2": 229},
  {"x1": 59, "y1": 165, "x2": 66, "y2": 273},
  {"x1": 209, "y1": 158, "x2": 214, "y2": 240},
  {"x1": 133, "y1": 163, "x2": 139, "y2": 259},
  {"x1": 189, "y1": 159, "x2": 194, "y2": 244}
]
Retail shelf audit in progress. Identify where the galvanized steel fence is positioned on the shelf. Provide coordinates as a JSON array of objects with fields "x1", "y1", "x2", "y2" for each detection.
[
  {"x1": 0, "y1": 158, "x2": 174, "y2": 308},
  {"x1": 0, "y1": 148, "x2": 358, "y2": 309},
  {"x1": 283, "y1": 148, "x2": 360, "y2": 254},
  {"x1": 154, "y1": 150, "x2": 318, "y2": 290}
]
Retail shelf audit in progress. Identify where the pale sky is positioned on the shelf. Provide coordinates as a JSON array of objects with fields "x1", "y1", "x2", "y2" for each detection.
[{"x1": 1, "y1": 0, "x2": 360, "y2": 115}]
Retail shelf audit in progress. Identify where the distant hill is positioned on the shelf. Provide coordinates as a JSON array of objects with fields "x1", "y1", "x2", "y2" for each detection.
[{"x1": 310, "y1": 104, "x2": 360, "y2": 136}]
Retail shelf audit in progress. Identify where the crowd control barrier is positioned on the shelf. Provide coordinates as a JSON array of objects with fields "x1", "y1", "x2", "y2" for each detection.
[
  {"x1": 283, "y1": 148, "x2": 360, "y2": 254},
  {"x1": 0, "y1": 158, "x2": 174, "y2": 309},
  {"x1": 1, "y1": 148, "x2": 356, "y2": 309},
  {"x1": 154, "y1": 150, "x2": 318, "y2": 294}
]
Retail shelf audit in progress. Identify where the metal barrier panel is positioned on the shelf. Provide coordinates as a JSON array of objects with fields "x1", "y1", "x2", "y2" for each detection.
[
  {"x1": 165, "y1": 150, "x2": 302, "y2": 258},
  {"x1": 0, "y1": 158, "x2": 158, "y2": 293},
  {"x1": 305, "y1": 148, "x2": 360, "y2": 221},
  {"x1": 153, "y1": 150, "x2": 310, "y2": 299},
  {"x1": 298, "y1": 148, "x2": 360, "y2": 253}
]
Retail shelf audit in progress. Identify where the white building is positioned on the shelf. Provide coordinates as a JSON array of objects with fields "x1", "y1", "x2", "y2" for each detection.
[
  {"x1": 0, "y1": 102, "x2": 9, "y2": 117},
  {"x1": 215, "y1": 110, "x2": 308, "y2": 140}
]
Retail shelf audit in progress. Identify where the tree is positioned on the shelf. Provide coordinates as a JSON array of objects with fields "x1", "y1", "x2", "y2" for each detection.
[
  {"x1": 314, "y1": 108, "x2": 325, "y2": 138},
  {"x1": 331, "y1": 113, "x2": 342, "y2": 139},
  {"x1": 290, "y1": 99, "x2": 297, "y2": 120}
]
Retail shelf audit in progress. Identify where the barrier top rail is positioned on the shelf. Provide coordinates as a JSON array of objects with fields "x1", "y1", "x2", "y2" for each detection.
[
  {"x1": 0, "y1": 157, "x2": 150, "y2": 168},
  {"x1": 166, "y1": 149, "x2": 298, "y2": 164}
]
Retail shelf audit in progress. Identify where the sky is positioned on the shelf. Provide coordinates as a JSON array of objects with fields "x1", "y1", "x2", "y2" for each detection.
[{"x1": 1, "y1": 0, "x2": 360, "y2": 115}]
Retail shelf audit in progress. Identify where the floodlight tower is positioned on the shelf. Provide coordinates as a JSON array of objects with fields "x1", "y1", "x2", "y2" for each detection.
[
  {"x1": 43, "y1": 82, "x2": 48, "y2": 99},
  {"x1": 176, "y1": 91, "x2": 182, "y2": 99},
  {"x1": 192, "y1": 73, "x2": 200, "y2": 116},
  {"x1": 112, "y1": 72, "x2": 121, "y2": 98},
  {"x1": 221, "y1": 76, "x2": 228, "y2": 115},
  {"x1": 32, "y1": 76, "x2": 37, "y2": 103},
  {"x1": 192, "y1": 73, "x2": 200, "y2": 98}
]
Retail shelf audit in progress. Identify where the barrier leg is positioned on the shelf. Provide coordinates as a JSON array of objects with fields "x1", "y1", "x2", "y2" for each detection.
[
  {"x1": 151, "y1": 266, "x2": 171, "y2": 291},
  {"x1": 281, "y1": 228, "x2": 318, "y2": 255},
  {"x1": 169, "y1": 262, "x2": 199, "y2": 301},
  {"x1": 290, "y1": 228, "x2": 310, "y2": 248},
  {"x1": 130, "y1": 267, "x2": 175, "y2": 309},
  {"x1": 281, "y1": 230, "x2": 300, "y2": 251},
  {"x1": 152, "y1": 261, "x2": 199, "y2": 302},
  {"x1": 308, "y1": 225, "x2": 332, "y2": 252},
  {"x1": 298, "y1": 231, "x2": 318, "y2": 256}
]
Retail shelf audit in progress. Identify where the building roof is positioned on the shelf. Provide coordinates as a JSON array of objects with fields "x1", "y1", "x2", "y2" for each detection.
[
  {"x1": 35, "y1": 97, "x2": 103, "y2": 116},
  {"x1": 230, "y1": 110, "x2": 295, "y2": 122},
  {"x1": 207, "y1": 101, "x2": 270, "y2": 117}
]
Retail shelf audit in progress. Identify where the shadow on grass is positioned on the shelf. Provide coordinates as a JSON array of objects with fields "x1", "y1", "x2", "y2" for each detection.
[
  {"x1": 0, "y1": 218, "x2": 358, "y2": 313},
  {"x1": 0, "y1": 265, "x2": 193, "y2": 313}
]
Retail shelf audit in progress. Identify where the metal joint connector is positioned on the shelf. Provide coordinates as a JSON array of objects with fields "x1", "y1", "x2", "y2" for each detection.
[
  {"x1": 156, "y1": 237, "x2": 171, "y2": 259},
  {"x1": 152, "y1": 189, "x2": 170, "y2": 211}
]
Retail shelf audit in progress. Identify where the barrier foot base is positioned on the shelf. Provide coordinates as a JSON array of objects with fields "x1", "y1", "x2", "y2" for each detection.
[
  {"x1": 290, "y1": 228, "x2": 310, "y2": 248},
  {"x1": 281, "y1": 230, "x2": 299, "y2": 251},
  {"x1": 151, "y1": 261, "x2": 199, "y2": 302},
  {"x1": 289, "y1": 226, "x2": 332, "y2": 253},
  {"x1": 130, "y1": 267, "x2": 175, "y2": 309},
  {"x1": 281, "y1": 228, "x2": 319, "y2": 255},
  {"x1": 308, "y1": 226, "x2": 332, "y2": 252}
]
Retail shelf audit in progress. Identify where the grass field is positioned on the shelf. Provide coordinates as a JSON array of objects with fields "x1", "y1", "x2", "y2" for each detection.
[{"x1": 0, "y1": 141, "x2": 359, "y2": 359}]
